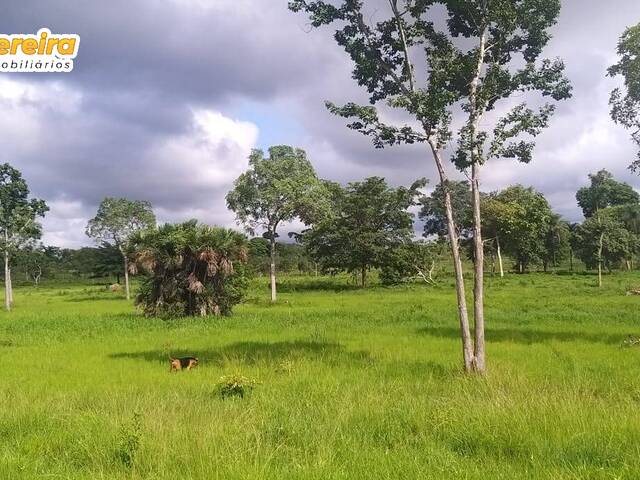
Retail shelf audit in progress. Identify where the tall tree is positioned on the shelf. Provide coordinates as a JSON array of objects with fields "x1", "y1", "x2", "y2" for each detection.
[
  {"x1": 609, "y1": 23, "x2": 640, "y2": 172},
  {"x1": 486, "y1": 186, "x2": 554, "y2": 273},
  {"x1": 86, "y1": 197, "x2": 156, "y2": 300},
  {"x1": 290, "y1": 0, "x2": 571, "y2": 373},
  {"x1": 226, "y1": 146, "x2": 324, "y2": 302},
  {"x1": 576, "y1": 170, "x2": 639, "y2": 286},
  {"x1": 304, "y1": 176, "x2": 425, "y2": 287},
  {"x1": 0, "y1": 164, "x2": 48, "y2": 311}
]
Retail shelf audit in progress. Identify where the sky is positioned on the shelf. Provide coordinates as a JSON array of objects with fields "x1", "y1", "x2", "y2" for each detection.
[{"x1": 0, "y1": 0, "x2": 639, "y2": 248}]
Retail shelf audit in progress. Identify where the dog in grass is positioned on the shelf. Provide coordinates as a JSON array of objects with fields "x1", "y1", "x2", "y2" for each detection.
[{"x1": 169, "y1": 356, "x2": 199, "y2": 372}]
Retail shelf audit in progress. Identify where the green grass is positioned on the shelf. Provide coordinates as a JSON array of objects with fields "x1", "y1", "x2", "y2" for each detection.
[{"x1": 1, "y1": 272, "x2": 640, "y2": 479}]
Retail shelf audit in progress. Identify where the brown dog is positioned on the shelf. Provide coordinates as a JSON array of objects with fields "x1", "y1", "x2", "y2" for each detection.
[{"x1": 169, "y1": 356, "x2": 199, "y2": 372}]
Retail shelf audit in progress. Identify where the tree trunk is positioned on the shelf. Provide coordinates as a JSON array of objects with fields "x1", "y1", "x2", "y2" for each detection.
[
  {"x1": 597, "y1": 231, "x2": 604, "y2": 288},
  {"x1": 496, "y1": 237, "x2": 504, "y2": 278},
  {"x1": 467, "y1": 26, "x2": 487, "y2": 374},
  {"x1": 4, "y1": 246, "x2": 10, "y2": 312},
  {"x1": 8, "y1": 267, "x2": 13, "y2": 306},
  {"x1": 269, "y1": 235, "x2": 277, "y2": 302},
  {"x1": 569, "y1": 249, "x2": 574, "y2": 272},
  {"x1": 471, "y1": 162, "x2": 485, "y2": 373},
  {"x1": 123, "y1": 255, "x2": 131, "y2": 300},
  {"x1": 361, "y1": 265, "x2": 367, "y2": 288},
  {"x1": 428, "y1": 140, "x2": 474, "y2": 372}
]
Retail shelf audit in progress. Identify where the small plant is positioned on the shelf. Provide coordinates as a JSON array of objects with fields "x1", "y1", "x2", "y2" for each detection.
[
  {"x1": 622, "y1": 335, "x2": 640, "y2": 348},
  {"x1": 115, "y1": 412, "x2": 143, "y2": 468},
  {"x1": 276, "y1": 359, "x2": 294, "y2": 375},
  {"x1": 215, "y1": 374, "x2": 258, "y2": 399}
]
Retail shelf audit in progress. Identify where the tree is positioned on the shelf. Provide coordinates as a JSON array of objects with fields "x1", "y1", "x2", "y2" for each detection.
[
  {"x1": 0, "y1": 164, "x2": 48, "y2": 310},
  {"x1": 304, "y1": 176, "x2": 425, "y2": 287},
  {"x1": 290, "y1": 0, "x2": 571, "y2": 374},
  {"x1": 573, "y1": 213, "x2": 636, "y2": 275},
  {"x1": 226, "y1": 145, "x2": 325, "y2": 302},
  {"x1": 128, "y1": 221, "x2": 249, "y2": 318},
  {"x1": 380, "y1": 239, "x2": 446, "y2": 285},
  {"x1": 485, "y1": 186, "x2": 553, "y2": 273},
  {"x1": 86, "y1": 198, "x2": 156, "y2": 300},
  {"x1": 609, "y1": 23, "x2": 640, "y2": 172},
  {"x1": 576, "y1": 170, "x2": 639, "y2": 286}
]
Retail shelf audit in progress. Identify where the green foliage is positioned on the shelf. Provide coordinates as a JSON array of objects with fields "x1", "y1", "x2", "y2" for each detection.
[
  {"x1": 380, "y1": 240, "x2": 446, "y2": 285},
  {"x1": 86, "y1": 197, "x2": 156, "y2": 249},
  {"x1": 215, "y1": 374, "x2": 259, "y2": 399},
  {"x1": 247, "y1": 238, "x2": 314, "y2": 275},
  {"x1": 226, "y1": 146, "x2": 325, "y2": 236},
  {"x1": 609, "y1": 23, "x2": 640, "y2": 171},
  {"x1": 542, "y1": 214, "x2": 571, "y2": 271},
  {"x1": 289, "y1": 0, "x2": 571, "y2": 165},
  {"x1": 303, "y1": 177, "x2": 425, "y2": 286},
  {"x1": 0, "y1": 163, "x2": 48, "y2": 253},
  {"x1": 573, "y1": 213, "x2": 637, "y2": 271},
  {"x1": 483, "y1": 186, "x2": 553, "y2": 271},
  {"x1": 129, "y1": 221, "x2": 249, "y2": 318},
  {"x1": 576, "y1": 170, "x2": 639, "y2": 217},
  {"x1": 115, "y1": 412, "x2": 143, "y2": 468}
]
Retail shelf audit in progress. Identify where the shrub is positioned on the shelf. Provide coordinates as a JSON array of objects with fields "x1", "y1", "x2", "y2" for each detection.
[
  {"x1": 128, "y1": 221, "x2": 249, "y2": 318},
  {"x1": 115, "y1": 412, "x2": 142, "y2": 468},
  {"x1": 215, "y1": 374, "x2": 258, "y2": 399}
]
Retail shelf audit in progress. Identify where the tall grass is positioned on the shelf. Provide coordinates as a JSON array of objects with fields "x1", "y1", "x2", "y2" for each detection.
[{"x1": 0, "y1": 273, "x2": 639, "y2": 479}]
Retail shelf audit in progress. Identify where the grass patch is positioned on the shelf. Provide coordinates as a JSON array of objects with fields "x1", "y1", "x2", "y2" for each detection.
[{"x1": 0, "y1": 273, "x2": 639, "y2": 478}]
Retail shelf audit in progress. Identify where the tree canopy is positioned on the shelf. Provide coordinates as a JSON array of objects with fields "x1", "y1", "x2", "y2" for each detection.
[{"x1": 303, "y1": 176, "x2": 425, "y2": 286}]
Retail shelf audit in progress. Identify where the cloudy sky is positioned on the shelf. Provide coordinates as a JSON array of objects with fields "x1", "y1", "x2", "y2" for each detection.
[{"x1": 1, "y1": 0, "x2": 639, "y2": 247}]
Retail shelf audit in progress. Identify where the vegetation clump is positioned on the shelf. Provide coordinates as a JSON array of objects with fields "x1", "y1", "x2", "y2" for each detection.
[
  {"x1": 215, "y1": 374, "x2": 258, "y2": 399},
  {"x1": 129, "y1": 221, "x2": 249, "y2": 318}
]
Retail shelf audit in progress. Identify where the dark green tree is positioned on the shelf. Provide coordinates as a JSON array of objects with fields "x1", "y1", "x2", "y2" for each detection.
[
  {"x1": 290, "y1": 0, "x2": 571, "y2": 373},
  {"x1": 542, "y1": 214, "x2": 571, "y2": 272},
  {"x1": 576, "y1": 170, "x2": 640, "y2": 285},
  {"x1": 0, "y1": 164, "x2": 48, "y2": 310},
  {"x1": 86, "y1": 197, "x2": 156, "y2": 300},
  {"x1": 304, "y1": 177, "x2": 425, "y2": 287}
]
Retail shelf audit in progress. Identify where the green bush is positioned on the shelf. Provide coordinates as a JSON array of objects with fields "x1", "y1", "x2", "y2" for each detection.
[{"x1": 215, "y1": 374, "x2": 259, "y2": 399}]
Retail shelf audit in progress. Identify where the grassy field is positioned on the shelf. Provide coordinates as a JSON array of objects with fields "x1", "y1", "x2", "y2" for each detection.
[{"x1": 1, "y1": 272, "x2": 640, "y2": 479}]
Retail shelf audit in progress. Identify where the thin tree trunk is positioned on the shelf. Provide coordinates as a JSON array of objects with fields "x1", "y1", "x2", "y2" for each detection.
[
  {"x1": 8, "y1": 268, "x2": 13, "y2": 305},
  {"x1": 471, "y1": 162, "x2": 485, "y2": 373},
  {"x1": 361, "y1": 265, "x2": 367, "y2": 288},
  {"x1": 4, "y1": 245, "x2": 10, "y2": 312},
  {"x1": 496, "y1": 237, "x2": 504, "y2": 278},
  {"x1": 597, "y1": 231, "x2": 604, "y2": 288},
  {"x1": 270, "y1": 235, "x2": 277, "y2": 302},
  {"x1": 428, "y1": 139, "x2": 474, "y2": 372},
  {"x1": 123, "y1": 254, "x2": 131, "y2": 300},
  {"x1": 467, "y1": 26, "x2": 487, "y2": 374}
]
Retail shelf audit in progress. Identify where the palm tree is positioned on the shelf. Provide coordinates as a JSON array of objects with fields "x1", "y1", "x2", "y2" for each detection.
[{"x1": 128, "y1": 221, "x2": 249, "y2": 317}]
